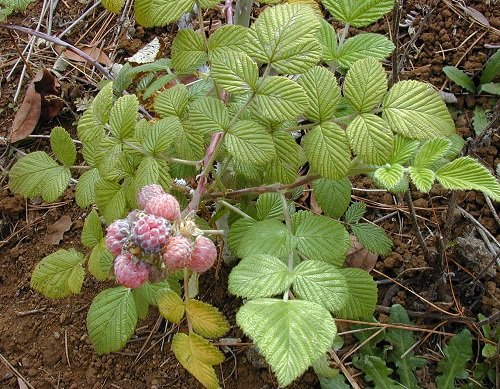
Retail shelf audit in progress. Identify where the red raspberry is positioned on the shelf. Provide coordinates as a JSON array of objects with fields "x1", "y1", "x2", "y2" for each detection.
[
  {"x1": 189, "y1": 236, "x2": 217, "y2": 273},
  {"x1": 131, "y1": 214, "x2": 170, "y2": 254},
  {"x1": 162, "y1": 235, "x2": 193, "y2": 271},
  {"x1": 144, "y1": 193, "x2": 181, "y2": 222},
  {"x1": 114, "y1": 252, "x2": 149, "y2": 288},
  {"x1": 137, "y1": 184, "x2": 165, "y2": 209},
  {"x1": 105, "y1": 218, "x2": 131, "y2": 256}
]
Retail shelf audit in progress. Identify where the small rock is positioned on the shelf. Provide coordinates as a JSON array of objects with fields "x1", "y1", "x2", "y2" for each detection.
[
  {"x1": 53, "y1": 332, "x2": 61, "y2": 339},
  {"x1": 455, "y1": 237, "x2": 496, "y2": 278}
]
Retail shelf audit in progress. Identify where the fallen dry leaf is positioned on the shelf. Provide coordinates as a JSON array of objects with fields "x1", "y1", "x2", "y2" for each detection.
[
  {"x1": 44, "y1": 215, "x2": 72, "y2": 245},
  {"x1": 464, "y1": 6, "x2": 490, "y2": 27},
  {"x1": 55, "y1": 44, "x2": 112, "y2": 66},
  {"x1": 345, "y1": 235, "x2": 378, "y2": 272}
]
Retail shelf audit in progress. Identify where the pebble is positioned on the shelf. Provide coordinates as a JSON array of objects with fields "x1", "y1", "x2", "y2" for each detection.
[{"x1": 53, "y1": 331, "x2": 61, "y2": 339}]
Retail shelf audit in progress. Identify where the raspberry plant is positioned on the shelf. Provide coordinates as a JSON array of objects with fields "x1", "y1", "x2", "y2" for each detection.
[{"x1": 8, "y1": 0, "x2": 500, "y2": 387}]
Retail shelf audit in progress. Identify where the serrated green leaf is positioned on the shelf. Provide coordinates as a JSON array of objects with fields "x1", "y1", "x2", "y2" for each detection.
[
  {"x1": 351, "y1": 222, "x2": 392, "y2": 255},
  {"x1": 479, "y1": 82, "x2": 500, "y2": 95},
  {"x1": 317, "y1": 19, "x2": 338, "y2": 62},
  {"x1": 443, "y1": 66, "x2": 475, "y2": 93},
  {"x1": 237, "y1": 298, "x2": 336, "y2": 387},
  {"x1": 208, "y1": 25, "x2": 250, "y2": 55},
  {"x1": 88, "y1": 240, "x2": 114, "y2": 281},
  {"x1": 408, "y1": 167, "x2": 435, "y2": 192},
  {"x1": 171, "y1": 28, "x2": 207, "y2": 73},
  {"x1": 480, "y1": 49, "x2": 500, "y2": 84},
  {"x1": 9, "y1": 151, "x2": 70, "y2": 202},
  {"x1": 247, "y1": 3, "x2": 321, "y2": 74},
  {"x1": 390, "y1": 135, "x2": 419, "y2": 165},
  {"x1": 414, "y1": 138, "x2": 450, "y2": 169},
  {"x1": 130, "y1": 157, "x2": 171, "y2": 205},
  {"x1": 134, "y1": 279, "x2": 173, "y2": 306},
  {"x1": 95, "y1": 179, "x2": 128, "y2": 224},
  {"x1": 313, "y1": 178, "x2": 352, "y2": 218},
  {"x1": 298, "y1": 66, "x2": 341, "y2": 122},
  {"x1": 344, "y1": 57, "x2": 387, "y2": 113},
  {"x1": 50, "y1": 127, "x2": 77, "y2": 166},
  {"x1": 344, "y1": 202, "x2": 366, "y2": 224},
  {"x1": 337, "y1": 33, "x2": 394, "y2": 69},
  {"x1": 237, "y1": 219, "x2": 295, "y2": 258},
  {"x1": 157, "y1": 289, "x2": 185, "y2": 323},
  {"x1": 347, "y1": 114, "x2": 393, "y2": 165},
  {"x1": 143, "y1": 73, "x2": 177, "y2": 100},
  {"x1": 225, "y1": 120, "x2": 275, "y2": 165},
  {"x1": 189, "y1": 97, "x2": 230, "y2": 135},
  {"x1": 337, "y1": 268, "x2": 377, "y2": 319},
  {"x1": 227, "y1": 217, "x2": 256, "y2": 255},
  {"x1": 109, "y1": 95, "x2": 138, "y2": 140},
  {"x1": 171, "y1": 332, "x2": 224, "y2": 389},
  {"x1": 81, "y1": 209, "x2": 103, "y2": 248},
  {"x1": 383, "y1": 80, "x2": 455, "y2": 139},
  {"x1": 0, "y1": 0, "x2": 34, "y2": 12},
  {"x1": 303, "y1": 123, "x2": 351, "y2": 180},
  {"x1": 210, "y1": 50, "x2": 258, "y2": 94},
  {"x1": 77, "y1": 107, "x2": 105, "y2": 144},
  {"x1": 313, "y1": 354, "x2": 340, "y2": 379},
  {"x1": 319, "y1": 375, "x2": 350, "y2": 389},
  {"x1": 87, "y1": 287, "x2": 137, "y2": 354},
  {"x1": 253, "y1": 76, "x2": 308, "y2": 121},
  {"x1": 374, "y1": 163, "x2": 404, "y2": 189},
  {"x1": 323, "y1": 0, "x2": 394, "y2": 27},
  {"x1": 30, "y1": 249, "x2": 85, "y2": 298},
  {"x1": 353, "y1": 355, "x2": 400, "y2": 389},
  {"x1": 149, "y1": 0, "x2": 194, "y2": 27},
  {"x1": 75, "y1": 168, "x2": 100, "y2": 207},
  {"x1": 264, "y1": 129, "x2": 304, "y2": 184},
  {"x1": 102, "y1": 0, "x2": 125, "y2": 13},
  {"x1": 132, "y1": 289, "x2": 149, "y2": 320},
  {"x1": 436, "y1": 157, "x2": 500, "y2": 201},
  {"x1": 436, "y1": 329, "x2": 473, "y2": 389},
  {"x1": 154, "y1": 84, "x2": 189, "y2": 118},
  {"x1": 92, "y1": 82, "x2": 114, "y2": 125},
  {"x1": 174, "y1": 122, "x2": 205, "y2": 163},
  {"x1": 186, "y1": 299, "x2": 229, "y2": 338},
  {"x1": 143, "y1": 117, "x2": 181, "y2": 155},
  {"x1": 293, "y1": 261, "x2": 348, "y2": 313},
  {"x1": 472, "y1": 106, "x2": 488, "y2": 136},
  {"x1": 256, "y1": 193, "x2": 283, "y2": 221},
  {"x1": 133, "y1": 0, "x2": 154, "y2": 27},
  {"x1": 228, "y1": 254, "x2": 291, "y2": 298},
  {"x1": 292, "y1": 211, "x2": 350, "y2": 266}
]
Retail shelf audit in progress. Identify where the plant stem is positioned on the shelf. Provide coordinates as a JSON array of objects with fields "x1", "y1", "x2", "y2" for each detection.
[
  {"x1": 404, "y1": 191, "x2": 432, "y2": 262},
  {"x1": 195, "y1": 1, "x2": 209, "y2": 46},
  {"x1": 279, "y1": 192, "x2": 294, "y2": 302},
  {"x1": 224, "y1": 0, "x2": 234, "y2": 25},
  {"x1": 234, "y1": 0, "x2": 252, "y2": 27},
  {"x1": 389, "y1": 0, "x2": 402, "y2": 87},
  {"x1": 183, "y1": 268, "x2": 193, "y2": 333},
  {"x1": 338, "y1": 23, "x2": 350, "y2": 46},
  {"x1": 218, "y1": 200, "x2": 254, "y2": 219}
]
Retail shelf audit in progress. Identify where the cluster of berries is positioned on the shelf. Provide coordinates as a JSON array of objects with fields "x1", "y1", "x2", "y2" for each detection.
[{"x1": 105, "y1": 185, "x2": 217, "y2": 288}]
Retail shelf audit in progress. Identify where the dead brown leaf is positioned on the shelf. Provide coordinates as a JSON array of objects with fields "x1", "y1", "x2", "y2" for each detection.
[
  {"x1": 345, "y1": 235, "x2": 378, "y2": 272},
  {"x1": 55, "y1": 44, "x2": 112, "y2": 66},
  {"x1": 464, "y1": 6, "x2": 490, "y2": 28},
  {"x1": 44, "y1": 215, "x2": 72, "y2": 245}
]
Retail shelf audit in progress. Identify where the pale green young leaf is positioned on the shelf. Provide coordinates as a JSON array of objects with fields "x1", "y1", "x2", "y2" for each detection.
[
  {"x1": 351, "y1": 222, "x2": 393, "y2": 255},
  {"x1": 312, "y1": 178, "x2": 352, "y2": 218},
  {"x1": 293, "y1": 261, "x2": 349, "y2": 313},
  {"x1": 81, "y1": 209, "x2": 103, "y2": 249},
  {"x1": 102, "y1": 0, "x2": 124, "y2": 13},
  {"x1": 132, "y1": 290, "x2": 149, "y2": 320},
  {"x1": 237, "y1": 298, "x2": 336, "y2": 387},
  {"x1": 247, "y1": 3, "x2": 321, "y2": 74},
  {"x1": 408, "y1": 167, "x2": 435, "y2": 193},
  {"x1": 374, "y1": 163, "x2": 404, "y2": 189},
  {"x1": 479, "y1": 82, "x2": 500, "y2": 95},
  {"x1": 347, "y1": 114, "x2": 393, "y2": 165},
  {"x1": 92, "y1": 82, "x2": 114, "y2": 125},
  {"x1": 31, "y1": 249, "x2": 85, "y2": 298},
  {"x1": 211, "y1": 51, "x2": 258, "y2": 94},
  {"x1": 228, "y1": 254, "x2": 291, "y2": 299},
  {"x1": 227, "y1": 217, "x2": 256, "y2": 255},
  {"x1": 189, "y1": 97, "x2": 230, "y2": 135},
  {"x1": 292, "y1": 211, "x2": 350, "y2": 266},
  {"x1": 344, "y1": 202, "x2": 366, "y2": 224},
  {"x1": 143, "y1": 117, "x2": 181, "y2": 155},
  {"x1": 224, "y1": 120, "x2": 275, "y2": 165},
  {"x1": 0, "y1": 0, "x2": 34, "y2": 12},
  {"x1": 264, "y1": 130, "x2": 303, "y2": 184},
  {"x1": 154, "y1": 84, "x2": 189, "y2": 118},
  {"x1": 94, "y1": 179, "x2": 128, "y2": 224},
  {"x1": 390, "y1": 134, "x2": 419, "y2": 165},
  {"x1": 186, "y1": 299, "x2": 229, "y2": 339},
  {"x1": 323, "y1": 0, "x2": 395, "y2": 27},
  {"x1": 472, "y1": 107, "x2": 488, "y2": 136},
  {"x1": 88, "y1": 240, "x2": 114, "y2": 281},
  {"x1": 253, "y1": 76, "x2": 308, "y2": 121},
  {"x1": 174, "y1": 123, "x2": 205, "y2": 162},
  {"x1": 134, "y1": 279, "x2": 175, "y2": 306},
  {"x1": 435, "y1": 157, "x2": 500, "y2": 201},
  {"x1": 337, "y1": 268, "x2": 377, "y2": 319},
  {"x1": 134, "y1": 0, "x2": 154, "y2": 27},
  {"x1": 237, "y1": 219, "x2": 295, "y2": 258},
  {"x1": 317, "y1": 19, "x2": 338, "y2": 62},
  {"x1": 480, "y1": 49, "x2": 500, "y2": 84},
  {"x1": 303, "y1": 123, "x2": 351, "y2": 180},
  {"x1": 9, "y1": 151, "x2": 70, "y2": 202},
  {"x1": 143, "y1": 74, "x2": 177, "y2": 100},
  {"x1": 87, "y1": 287, "x2": 138, "y2": 354},
  {"x1": 256, "y1": 193, "x2": 283, "y2": 221},
  {"x1": 197, "y1": 0, "x2": 220, "y2": 9},
  {"x1": 337, "y1": 33, "x2": 394, "y2": 69},
  {"x1": 130, "y1": 157, "x2": 162, "y2": 200},
  {"x1": 443, "y1": 66, "x2": 475, "y2": 93},
  {"x1": 77, "y1": 107, "x2": 105, "y2": 144},
  {"x1": 436, "y1": 329, "x2": 473, "y2": 389},
  {"x1": 298, "y1": 66, "x2": 341, "y2": 122},
  {"x1": 353, "y1": 355, "x2": 401, "y2": 389},
  {"x1": 75, "y1": 168, "x2": 100, "y2": 208},
  {"x1": 50, "y1": 126, "x2": 77, "y2": 166},
  {"x1": 208, "y1": 25, "x2": 250, "y2": 54},
  {"x1": 414, "y1": 138, "x2": 450, "y2": 169},
  {"x1": 150, "y1": 0, "x2": 194, "y2": 27},
  {"x1": 96, "y1": 141, "x2": 124, "y2": 181},
  {"x1": 313, "y1": 355, "x2": 341, "y2": 379},
  {"x1": 82, "y1": 138, "x2": 102, "y2": 167},
  {"x1": 344, "y1": 57, "x2": 387, "y2": 113},
  {"x1": 443, "y1": 134, "x2": 465, "y2": 161},
  {"x1": 109, "y1": 95, "x2": 138, "y2": 140},
  {"x1": 382, "y1": 80, "x2": 455, "y2": 139},
  {"x1": 171, "y1": 29, "x2": 207, "y2": 73}
]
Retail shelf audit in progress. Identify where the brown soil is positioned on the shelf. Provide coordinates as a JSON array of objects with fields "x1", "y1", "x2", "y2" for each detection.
[{"x1": 1, "y1": 1, "x2": 499, "y2": 388}]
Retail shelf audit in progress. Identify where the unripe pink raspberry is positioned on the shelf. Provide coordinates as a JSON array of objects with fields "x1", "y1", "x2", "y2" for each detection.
[
  {"x1": 162, "y1": 235, "x2": 193, "y2": 271},
  {"x1": 114, "y1": 252, "x2": 149, "y2": 288},
  {"x1": 144, "y1": 193, "x2": 181, "y2": 222},
  {"x1": 137, "y1": 184, "x2": 165, "y2": 209},
  {"x1": 105, "y1": 218, "x2": 131, "y2": 256},
  {"x1": 131, "y1": 214, "x2": 170, "y2": 254},
  {"x1": 189, "y1": 236, "x2": 217, "y2": 273}
]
